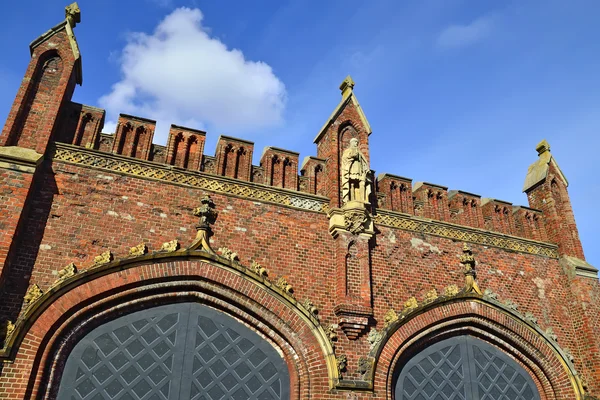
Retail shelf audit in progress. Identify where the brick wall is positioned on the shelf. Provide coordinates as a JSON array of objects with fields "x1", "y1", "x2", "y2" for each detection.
[{"x1": 0, "y1": 11, "x2": 598, "y2": 399}]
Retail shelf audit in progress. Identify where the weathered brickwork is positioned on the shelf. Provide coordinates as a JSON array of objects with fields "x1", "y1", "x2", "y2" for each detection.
[{"x1": 0, "y1": 5, "x2": 599, "y2": 399}]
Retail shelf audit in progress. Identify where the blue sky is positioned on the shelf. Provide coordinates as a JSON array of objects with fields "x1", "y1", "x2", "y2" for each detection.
[{"x1": 1, "y1": 0, "x2": 598, "y2": 268}]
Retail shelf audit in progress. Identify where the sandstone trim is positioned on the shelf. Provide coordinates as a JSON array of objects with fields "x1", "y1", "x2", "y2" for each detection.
[{"x1": 375, "y1": 209, "x2": 559, "y2": 258}]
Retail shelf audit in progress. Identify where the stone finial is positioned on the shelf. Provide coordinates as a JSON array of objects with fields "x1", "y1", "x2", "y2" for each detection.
[
  {"x1": 190, "y1": 195, "x2": 218, "y2": 252},
  {"x1": 460, "y1": 243, "x2": 482, "y2": 295},
  {"x1": 65, "y1": 2, "x2": 81, "y2": 28},
  {"x1": 193, "y1": 195, "x2": 218, "y2": 229},
  {"x1": 536, "y1": 139, "x2": 550, "y2": 155},
  {"x1": 340, "y1": 75, "x2": 355, "y2": 96},
  {"x1": 24, "y1": 284, "x2": 43, "y2": 306}
]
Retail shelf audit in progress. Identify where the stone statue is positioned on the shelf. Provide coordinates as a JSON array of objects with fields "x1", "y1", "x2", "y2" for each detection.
[{"x1": 341, "y1": 138, "x2": 371, "y2": 204}]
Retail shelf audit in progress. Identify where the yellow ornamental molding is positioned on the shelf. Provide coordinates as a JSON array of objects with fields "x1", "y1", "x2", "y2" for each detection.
[
  {"x1": 52, "y1": 144, "x2": 328, "y2": 213},
  {"x1": 129, "y1": 243, "x2": 147, "y2": 257},
  {"x1": 375, "y1": 210, "x2": 559, "y2": 258},
  {"x1": 52, "y1": 262, "x2": 77, "y2": 288},
  {"x1": 251, "y1": 261, "x2": 269, "y2": 277},
  {"x1": 403, "y1": 297, "x2": 418, "y2": 312},
  {"x1": 93, "y1": 250, "x2": 113, "y2": 266},
  {"x1": 24, "y1": 284, "x2": 43, "y2": 307},
  {"x1": 383, "y1": 308, "x2": 398, "y2": 328},
  {"x1": 160, "y1": 239, "x2": 179, "y2": 252}
]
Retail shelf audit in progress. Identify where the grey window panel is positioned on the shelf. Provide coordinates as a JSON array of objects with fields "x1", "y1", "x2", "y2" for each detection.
[
  {"x1": 396, "y1": 336, "x2": 540, "y2": 400},
  {"x1": 57, "y1": 303, "x2": 290, "y2": 400}
]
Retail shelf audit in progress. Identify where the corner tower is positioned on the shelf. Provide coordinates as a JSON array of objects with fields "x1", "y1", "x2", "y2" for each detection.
[{"x1": 0, "y1": 3, "x2": 82, "y2": 154}]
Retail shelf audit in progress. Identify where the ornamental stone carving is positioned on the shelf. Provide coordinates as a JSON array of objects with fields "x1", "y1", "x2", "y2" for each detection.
[
  {"x1": 93, "y1": 250, "x2": 113, "y2": 265},
  {"x1": 24, "y1": 284, "x2": 43, "y2": 306},
  {"x1": 5, "y1": 321, "x2": 15, "y2": 339},
  {"x1": 341, "y1": 138, "x2": 371, "y2": 204},
  {"x1": 460, "y1": 243, "x2": 482, "y2": 295},
  {"x1": 423, "y1": 288, "x2": 438, "y2": 304},
  {"x1": 129, "y1": 243, "x2": 147, "y2": 256},
  {"x1": 344, "y1": 208, "x2": 368, "y2": 235},
  {"x1": 384, "y1": 308, "x2": 398, "y2": 327},
  {"x1": 275, "y1": 276, "x2": 294, "y2": 294},
  {"x1": 444, "y1": 284, "x2": 459, "y2": 297},
  {"x1": 403, "y1": 297, "x2": 418, "y2": 312},
  {"x1": 367, "y1": 328, "x2": 383, "y2": 351},
  {"x1": 336, "y1": 354, "x2": 348, "y2": 376},
  {"x1": 52, "y1": 263, "x2": 77, "y2": 287},
  {"x1": 160, "y1": 239, "x2": 179, "y2": 252},
  {"x1": 218, "y1": 247, "x2": 239, "y2": 262},
  {"x1": 251, "y1": 261, "x2": 269, "y2": 277},
  {"x1": 302, "y1": 299, "x2": 319, "y2": 317}
]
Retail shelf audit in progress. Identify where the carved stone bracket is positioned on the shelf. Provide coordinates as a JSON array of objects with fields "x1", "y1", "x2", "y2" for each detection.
[
  {"x1": 328, "y1": 201, "x2": 374, "y2": 238},
  {"x1": 334, "y1": 304, "x2": 372, "y2": 340}
]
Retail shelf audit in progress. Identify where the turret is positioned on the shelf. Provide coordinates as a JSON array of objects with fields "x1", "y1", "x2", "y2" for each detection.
[{"x1": 523, "y1": 140, "x2": 584, "y2": 259}]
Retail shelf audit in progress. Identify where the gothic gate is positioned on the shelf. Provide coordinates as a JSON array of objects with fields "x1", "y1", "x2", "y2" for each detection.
[
  {"x1": 395, "y1": 336, "x2": 540, "y2": 400},
  {"x1": 56, "y1": 303, "x2": 290, "y2": 400}
]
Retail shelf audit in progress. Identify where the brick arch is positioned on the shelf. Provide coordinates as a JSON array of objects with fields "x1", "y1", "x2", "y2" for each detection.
[
  {"x1": 373, "y1": 299, "x2": 583, "y2": 400},
  {"x1": 1, "y1": 254, "x2": 336, "y2": 399}
]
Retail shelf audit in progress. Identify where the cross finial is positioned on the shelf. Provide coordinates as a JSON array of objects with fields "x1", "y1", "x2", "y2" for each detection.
[
  {"x1": 65, "y1": 2, "x2": 81, "y2": 28},
  {"x1": 340, "y1": 75, "x2": 355, "y2": 97}
]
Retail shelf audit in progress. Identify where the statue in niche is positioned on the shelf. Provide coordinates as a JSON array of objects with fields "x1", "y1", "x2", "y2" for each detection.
[{"x1": 341, "y1": 138, "x2": 371, "y2": 204}]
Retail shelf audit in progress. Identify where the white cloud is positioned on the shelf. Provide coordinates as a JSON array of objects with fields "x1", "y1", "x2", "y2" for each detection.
[
  {"x1": 437, "y1": 17, "x2": 492, "y2": 49},
  {"x1": 99, "y1": 8, "x2": 286, "y2": 142}
]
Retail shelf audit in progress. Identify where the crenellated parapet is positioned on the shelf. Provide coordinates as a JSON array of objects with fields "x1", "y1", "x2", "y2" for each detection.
[
  {"x1": 376, "y1": 173, "x2": 413, "y2": 214},
  {"x1": 215, "y1": 135, "x2": 253, "y2": 181},
  {"x1": 481, "y1": 198, "x2": 516, "y2": 235},
  {"x1": 38, "y1": 83, "x2": 577, "y2": 252},
  {"x1": 260, "y1": 147, "x2": 299, "y2": 190},
  {"x1": 448, "y1": 190, "x2": 483, "y2": 228},
  {"x1": 300, "y1": 156, "x2": 327, "y2": 195},
  {"x1": 166, "y1": 124, "x2": 205, "y2": 171},
  {"x1": 412, "y1": 182, "x2": 450, "y2": 221},
  {"x1": 512, "y1": 205, "x2": 547, "y2": 242},
  {"x1": 112, "y1": 114, "x2": 156, "y2": 160}
]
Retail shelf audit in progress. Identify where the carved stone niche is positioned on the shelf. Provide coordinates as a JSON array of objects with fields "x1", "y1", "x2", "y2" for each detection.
[{"x1": 328, "y1": 200, "x2": 374, "y2": 238}]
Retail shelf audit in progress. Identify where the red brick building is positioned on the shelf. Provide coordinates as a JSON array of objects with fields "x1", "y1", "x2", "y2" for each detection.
[{"x1": 0, "y1": 4, "x2": 598, "y2": 400}]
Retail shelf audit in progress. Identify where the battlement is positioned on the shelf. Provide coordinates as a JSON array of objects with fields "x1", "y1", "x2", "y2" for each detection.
[{"x1": 54, "y1": 100, "x2": 551, "y2": 244}]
